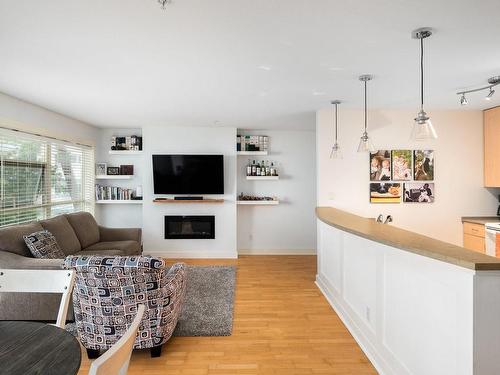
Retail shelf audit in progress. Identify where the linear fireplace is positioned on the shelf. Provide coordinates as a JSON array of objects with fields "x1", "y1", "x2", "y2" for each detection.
[{"x1": 164, "y1": 215, "x2": 215, "y2": 239}]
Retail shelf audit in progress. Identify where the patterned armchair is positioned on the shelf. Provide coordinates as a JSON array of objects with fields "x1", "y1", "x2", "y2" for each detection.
[{"x1": 64, "y1": 255, "x2": 186, "y2": 358}]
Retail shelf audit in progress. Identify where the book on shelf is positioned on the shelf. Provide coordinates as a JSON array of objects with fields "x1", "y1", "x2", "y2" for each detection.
[{"x1": 95, "y1": 184, "x2": 134, "y2": 201}]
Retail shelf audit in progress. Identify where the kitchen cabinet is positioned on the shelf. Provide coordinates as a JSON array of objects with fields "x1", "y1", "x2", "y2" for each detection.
[
  {"x1": 463, "y1": 222, "x2": 485, "y2": 253},
  {"x1": 484, "y1": 106, "x2": 500, "y2": 187}
]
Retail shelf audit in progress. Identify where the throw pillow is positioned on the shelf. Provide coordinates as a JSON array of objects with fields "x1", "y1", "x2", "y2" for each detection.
[{"x1": 23, "y1": 230, "x2": 65, "y2": 259}]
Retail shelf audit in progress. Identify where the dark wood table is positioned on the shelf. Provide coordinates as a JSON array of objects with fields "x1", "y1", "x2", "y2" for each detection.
[{"x1": 0, "y1": 321, "x2": 81, "y2": 375}]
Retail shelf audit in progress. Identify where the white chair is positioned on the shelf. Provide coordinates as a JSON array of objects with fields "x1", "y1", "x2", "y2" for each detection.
[
  {"x1": 0, "y1": 269, "x2": 75, "y2": 329},
  {"x1": 89, "y1": 304, "x2": 146, "y2": 375}
]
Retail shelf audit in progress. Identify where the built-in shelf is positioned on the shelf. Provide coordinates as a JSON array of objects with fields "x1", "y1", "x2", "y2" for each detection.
[
  {"x1": 237, "y1": 200, "x2": 279, "y2": 205},
  {"x1": 237, "y1": 151, "x2": 268, "y2": 156},
  {"x1": 246, "y1": 176, "x2": 279, "y2": 180},
  {"x1": 96, "y1": 175, "x2": 134, "y2": 180},
  {"x1": 96, "y1": 200, "x2": 143, "y2": 204},
  {"x1": 153, "y1": 198, "x2": 225, "y2": 204},
  {"x1": 108, "y1": 150, "x2": 143, "y2": 155}
]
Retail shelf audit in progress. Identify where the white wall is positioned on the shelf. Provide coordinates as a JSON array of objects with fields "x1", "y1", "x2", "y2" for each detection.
[
  {"x1": 94, "y1": 128, "x2": 143, "y2": 228},
  {"x1": 316, "y1": 108, "x2": 500, "y2": 246},
  {"x1": 237, "y1": 130, "x2": 316, "y2": 254},
  {"x1": 141, "y1": 126, "x2": 237, "y2": 258},
  {"x1": 0, "y1": 92, "x2": 98, "y2": 146}
]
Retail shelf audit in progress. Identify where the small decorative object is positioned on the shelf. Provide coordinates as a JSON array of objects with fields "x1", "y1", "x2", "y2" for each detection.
[
  {"x1": 404, "y1": 182, "x2": 435, "y2": 203},
  {"x1": 96, "y1": 163, "x2": 107, "y2": 175},
  {"x1": 238, "y1": 193, "x2": 277, "y2": 201},
  {"x1": 413, "y1": 150, "x2": 434, "y2": 180},
  {"x1": 158, "y1": 0, "x2": 171, "y2": 9},
  {"x1": 391, "y1": 150, "x2": 412, "y2": 181},
  {"x1": 110, "y1": 135, "x2": 142, "y2": 151},
  {"x1": 370, "y1": 150, "x2": 391, "y2": 181},
  {"x1": 370, "y1": 183, "x2": 401, "y2": 204},
  {"x1": 135, "y1": 185, "x2": 143, "y2": 199},
  {"x1": 107, "y1": 167, "x2": 120, "y2": 175},
  {"x1": 120, "y1": 165, "x2": 134, "y2": 175}
]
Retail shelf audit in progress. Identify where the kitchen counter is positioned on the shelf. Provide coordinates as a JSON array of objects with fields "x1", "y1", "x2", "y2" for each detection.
[
  {"x1": 461, "y1": 216, "x2": 500, "y2": 225},
  {"x1": 317, "y1": 206, "x2": 500, "y2": 271}
]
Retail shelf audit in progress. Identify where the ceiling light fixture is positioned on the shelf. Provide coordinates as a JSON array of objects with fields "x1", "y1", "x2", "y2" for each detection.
[
  {"x1": 411, "y1": 28, "x2": 437, "y2": 141},
  {"x1": 460, "y1": 94, "x2": 468, "y2": 106},
  {"x1": 357, "y1": 75, "x2": 376, "y2": 153},
  {"x1": 486, "y1": 87, "x2": 495, "y2": 100},
  {"x1": 158, "y1": 0, "x2": 171, "y2": 9},
  {"x1": 330, "y1": 100, "x2": 342, "y2": 159},
  {"x1": 456, "y1": 76, "x2": 500, "y2": 105}
]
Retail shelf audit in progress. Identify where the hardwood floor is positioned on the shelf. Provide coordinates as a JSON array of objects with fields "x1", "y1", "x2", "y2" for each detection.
[{"x1": 77, "y1": 255, "x2": 377, "y2": 374}]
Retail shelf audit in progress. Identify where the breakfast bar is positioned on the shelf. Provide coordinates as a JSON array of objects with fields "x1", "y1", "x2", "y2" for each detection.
[{"x1": 316, "y1": 207, "x2": 500, "y2": 375}]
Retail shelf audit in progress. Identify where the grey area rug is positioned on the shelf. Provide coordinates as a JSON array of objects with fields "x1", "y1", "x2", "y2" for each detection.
[
  {"x1": 65, "y1": 265, "x2": 236, "y2": 338},
  {"x1": 173, "y1": 265, "x2": 236, "y2": 337}
]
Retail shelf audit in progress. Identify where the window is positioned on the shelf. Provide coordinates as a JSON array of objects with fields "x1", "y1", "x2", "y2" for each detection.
[{"x1": 0, "y1": 128, "x2": 94, "y2": 227}]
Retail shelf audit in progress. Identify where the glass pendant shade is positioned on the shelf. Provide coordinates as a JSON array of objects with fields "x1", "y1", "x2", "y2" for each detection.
[
  {"x1": 357, "y1": 132, "x2": 376, "y2": 152},
  {"x1": 330, "y1": 142, "x2": 342, "y2": 159},
  {"x1": 411, "y1": 110, "x2": 437, "y2": 140}
]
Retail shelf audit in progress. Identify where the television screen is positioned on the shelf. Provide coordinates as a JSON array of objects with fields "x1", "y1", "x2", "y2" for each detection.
[{"x1": 152, "y1": 154, "x2": 224, "y2": 194}]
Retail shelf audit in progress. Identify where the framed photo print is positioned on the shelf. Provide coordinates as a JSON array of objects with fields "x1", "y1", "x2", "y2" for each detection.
[
  {"x1": 403, "y1": 182, "x2": 435, "y2": 203},
  {"x1": 414, "y1": 150, "x2": 434, "y2": 180},
  {"x1": 370, "y1": 150, "x2": 391, "y2": 181},
  {"x1": 107, "y1": 167, "x2": 120, "y2": 175},
  {"x1": 96, "y1": 163, "x2": 107, "y2": 176},
  {"x1": 370, "y1": 183, "x2": 401, "y2": 203},
  {"x1": 391, "y1": 150, "x2": 412, "y2": 180}
]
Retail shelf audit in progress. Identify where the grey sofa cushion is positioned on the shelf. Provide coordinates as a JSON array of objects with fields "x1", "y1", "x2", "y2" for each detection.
[
  {"x1": 73, "y1": 249, "x2": 124, "y2": 256},
  {"x1": 84, "y1": 240, "x2": 142, "y2": 256},
  {"x1": 0, "y1": 222, "x2": 44, "y2": 257},
  {"x1": 39, "y1": 215, "x2": 81, "y2": 254},
  {"x1": 24, "y1": 230, "x2": 66, "y2": 259},
  {"x1": 65, "y1": 212, "x2": 100, "y2": 248}
]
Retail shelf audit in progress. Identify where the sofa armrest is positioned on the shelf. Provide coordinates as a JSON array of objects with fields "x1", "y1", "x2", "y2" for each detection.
[
  {"x1": 0, "y1": 251, "x2": 64, "y2": 270},
  {"x1": 98, "y1": 226, "x2": 142, "y2": 243}
]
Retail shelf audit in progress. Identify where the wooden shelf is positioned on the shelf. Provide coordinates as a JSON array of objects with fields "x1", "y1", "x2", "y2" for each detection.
[
  {"x1": 153, "y1": 198, "x2": 225, "y2": 204},
  {"x1": 246, "y1": 176, "x2": 279, "y2": 180},
  {"x1": 237, "y1": 151, "x2": 268, "y2": 156},
  {"x1": 96, "y1": 200, "x2": 143, "y2": 204},
  {"x1": 237, "y1": 200, "x2": 279, "y2": 205},
  {"x1": 108, "y1": 150, "x2": 143, "y2": 155},
  {"x1": 96, "y1": 175, "x2": 134, "y2": 180}
]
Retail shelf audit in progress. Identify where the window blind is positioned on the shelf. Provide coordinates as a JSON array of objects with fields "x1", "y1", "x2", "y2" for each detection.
[{"x1": 0, "y1": 128, "x2": 94, "y2": 227}]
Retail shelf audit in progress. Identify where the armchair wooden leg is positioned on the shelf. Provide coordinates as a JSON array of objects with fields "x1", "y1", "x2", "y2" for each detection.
[
  {"x1": 86, "y1": 349, "x2": 100, "y2": 359},
  {"x1": 150, "y1": 345, "x2": 162, "y2": 358}
]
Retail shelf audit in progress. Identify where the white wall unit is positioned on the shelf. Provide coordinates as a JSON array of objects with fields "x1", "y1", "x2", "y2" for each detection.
[
  {"x1": 96, "y1": 200, "x2": 142, "y2": 204},
  {"x1": 142, "y1": 126, "x2": 237, "y2": 258},
  {"x1": 237, "y1": 151, "x2": 268, "y2": 156},
  {"x1": 94, "y1": 128, "x2": 143, "y2": 228},
  {"x1": 316, "y1": 109, "x2": 500, "y2": 246},
  {"x1": 237, "y1": 129, "x2": 316, "y2": 254},
  {"x1": 316, "y1": 219, "x2": 500, "y2": 375},
  {"x1": 96, "y1": 175, "x2": 133, "y2": 180}
]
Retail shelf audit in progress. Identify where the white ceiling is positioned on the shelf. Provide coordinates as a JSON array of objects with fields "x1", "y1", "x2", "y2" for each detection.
[{"x1": 0, "y1": 0, "x2": 499, "y2": 130}]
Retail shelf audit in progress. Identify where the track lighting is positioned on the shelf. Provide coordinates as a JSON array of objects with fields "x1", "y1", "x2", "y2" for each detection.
[
  {"x1": 460, "y1": 94, "x2": 468, "y2": 106},
  {"x1": 486, "y1": 87, "x2": 495, "y2": 100},
  {"x1": 457, "y1": 76, "x2": 500, "y2": 105},
  {"x1": 411, "y1": 28, "x2": 437, "y2": 141},
  {"x1": 330, "y1": 100, "x2": 342, "y2": 159},
  {"x1": 357, "y1": 75, "x2": 376, "y2": 153}
]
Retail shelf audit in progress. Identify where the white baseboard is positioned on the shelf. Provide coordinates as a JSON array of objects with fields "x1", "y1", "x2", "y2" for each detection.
[
  {"x1": 316, "y1": 274, "x2": 393, "y2": 375},
  {"x1": 144, "y1": 250, "x2": 238, "y2": 259},
  {"x1": 238, "y1": 249, "x2": 316, "y2": 255}
]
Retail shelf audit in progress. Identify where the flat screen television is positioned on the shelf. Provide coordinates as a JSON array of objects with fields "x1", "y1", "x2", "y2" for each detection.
[{"x1": 152, "y1": 154, "x2": 224, "y2": 194}]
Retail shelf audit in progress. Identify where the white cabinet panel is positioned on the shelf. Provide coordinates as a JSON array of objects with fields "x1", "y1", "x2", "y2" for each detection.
[{"x1": 319, "y1": 222, "x2": 343, "y2": 294}]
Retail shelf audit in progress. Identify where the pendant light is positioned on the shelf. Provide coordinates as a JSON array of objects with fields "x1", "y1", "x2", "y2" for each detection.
[
  {"x1": 357, "y1": 75, "x2": 376, "y2": 152},
  {"x1": 330, "y1": 100, "x2": 342, "y2": 158},
  {"x1": 411, "y1": 28, "x2": 437, "y2": 140}
]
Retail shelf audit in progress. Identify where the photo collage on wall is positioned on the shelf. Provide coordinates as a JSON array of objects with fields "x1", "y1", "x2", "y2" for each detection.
[{"x1": 369, "y1": 150, "x2": 435, "y2": 204}]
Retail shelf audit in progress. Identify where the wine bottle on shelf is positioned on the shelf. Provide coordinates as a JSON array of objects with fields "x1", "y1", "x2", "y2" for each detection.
[
  {"x1": 246, "y1": 159, "x2": 252, "y2": 176},
  {"x1": 270, "y1": 162, "x2": 276, "y2": 176},
  {"x1": 252, "y1": 160, "x2": 257, "y2": 176},
  {"x1": 260, "y1": 161, "x2": 265, "y2": 176},
  {"x1": 265, "y1": 161, "x2": 270, "y2": 176},
  {"x1": 256, "y1": 161, "x2": 261, "y2": 176}
]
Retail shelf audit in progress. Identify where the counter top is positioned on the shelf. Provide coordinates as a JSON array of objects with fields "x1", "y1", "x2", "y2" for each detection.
[
  {"x1": 317, "y1": 207, "x2": 500, "y2": 271},
  {"x1": 461, "y1": 216, "x2": 500, "y2": 225}
]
